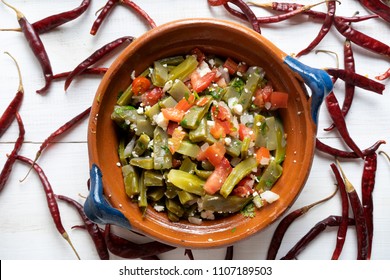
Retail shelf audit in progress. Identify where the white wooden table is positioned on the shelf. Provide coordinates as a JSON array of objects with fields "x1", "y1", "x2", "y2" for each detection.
[{"x1": 0, "y1": 0, "x2": 389, "y2": 260}]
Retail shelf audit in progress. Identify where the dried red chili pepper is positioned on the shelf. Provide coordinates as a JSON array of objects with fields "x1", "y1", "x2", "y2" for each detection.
[
  {"x1": 0, "y1": 52, "x2": 24, "y2": 138},
  {"x1": 336, "y1": 160, "x2": 369, "y2": 260},
  {"x1": 325, "y1": 92, "x2": 364, "y2": 159},
  {"x1": 280, "y1": 216, "x2": 355, "y2": 260},
  {"x1": 90, "y1": 0, "x2": 120, "y2": 35},
  {"x1": 64, "y1": 36, "x2": 134, "y2": 90},
  {"x1": 32, "y1": 0, "x2": 91, "y2": 34},
  {"x1": 316, "y1": 138, "x2": 386, "y2": 159},
  {"x1": 295, "y1": 1, "x2": 336, "y2": 57},
  {"x1": 90, "y1": 0, "x2": 156, "y2": 35},
  {"x1": 1, "y1": 0, "x2": 91, "y2": 34},
  {"x1": 376, "y1": 68, "x2": 390, "y2": 81},
  {"x1": 120, "y1": 0, "x2": 157, "y2": 29},
  {"x1": 324, "y1": 39, "x2": 356, "y2": 132},
  {"x1": 249, "y1": 1, "x2": 327, "y2": 24},
  {"x1": 326, "y1": 68, "x2": 385, "y2": 95},
  {"x1": 208, "y1": 0, "x2": 261, "y2": 33},
  {"x1": 14, "y1": 155, "x2": 80, "y2": 259},
  {"x1": 258, "y1": 1, "x2": 379, "y2": 22},
  {"x1": 225, "y1": 246, "x2": 234, "y2": 260},
  {"x1": 185, "y1": 249, "x2": 195, "y2": 260},
  {"x1": 0, "y1": 112, "x2": 24, "y2": 192},
  {"x1": 56, "y1": 194, "x2": 109, "y2": 260},
  {"x1": 330, "y1": 163, "x2": 350, "y2": 260},
  {"x1": 53, "y1": 67, "x2": 108, "y2": 80},
  {"x1": 361, "y1": 153, "x2": 377, "y2": 259},
  {"x1": 357, "y1": 0, "x2": 390, "y2": 23},
  {"x1": 266, "y1": 188, "x2": 338, "y2": 259},
  {"x1": 2, "y1": 0, "x2": 53, "y2": 94},
  {"x1": 333, "y1": 16, "x2": 390, "y2": 57},
  {"x1": 21, "y1": 107, "x2": 91, "y2": 181},
  {"x1": 104, "y1": 224, "x2": 175, "y2": 259}
]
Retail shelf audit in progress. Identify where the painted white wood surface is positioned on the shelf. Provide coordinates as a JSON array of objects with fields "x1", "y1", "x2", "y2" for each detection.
[{"x1": 0, "y1": 0, "x2": 389, "y2": 260}]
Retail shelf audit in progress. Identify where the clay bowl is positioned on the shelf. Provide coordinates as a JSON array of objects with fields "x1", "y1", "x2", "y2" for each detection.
[{"x1": 85, "y1": 18, "x2": 332, "y2": 248}]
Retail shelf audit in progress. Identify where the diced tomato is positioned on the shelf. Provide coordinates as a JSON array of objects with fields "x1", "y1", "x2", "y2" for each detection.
[
  {"x1": 191, "y1": 48, "x2": 205, "y2": 63},
  {"x1": 269, "y1": 91, "x2": 288, "y2": 109},
  {"x1": 253, "y1": 84, "x2": 273, "y2": 108},
  {"x1": 175, "y1": 93, "x2": 196, "y2": 112},
  {"x1": 190, "y1": 71, "x2": 216, "y2": 93},
  {"x1": 198, "y1": 141, "x2": 226, "y2": 167},
  {"x1": 196, "y1": 95, "x2": 212, "y2": 107},
  {"x1": 166, "y1": 121, "x2": 179, "y2": 136},
  {"x1": 203, "y1": 157, "x2": 232, "y2": 195},
  {"x1": 223, "y1": 57, "x2": 238, "y2": 75},
  {"x1": 168, "y1": 127, "x2": 186, "y2": 154},
  {"x1": 210, "y1": 120, "x2": 226, "y2": 139},
  {"x1": 238, "y1": 124, "x2": 254, "y2": 141},
  {"x1": 236, "y1": 62, "x2": 248, "y2": 74},
  {"x1": 211, "y1": 103, "x2": 230, "y2": 121},
  {"x1": 132, "y1": 76, "x2": 151, "y2": 95},
  {"x1": 161, "y1": 108, "x2": 186, "y2": 123},
  {"x1": 141, "y1": 87, "x2": 164, "y2": 106},
  {"x1": 255, "y1": 147, "x2": 271, "y2": 165},
  {"x1": 232, "y1": 177, "x2": 255, "y2": 197}
]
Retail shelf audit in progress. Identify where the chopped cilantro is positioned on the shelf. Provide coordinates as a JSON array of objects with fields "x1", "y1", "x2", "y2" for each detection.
[{"x1": 241, "y1": 202, "x2": 256, "y2": 218}]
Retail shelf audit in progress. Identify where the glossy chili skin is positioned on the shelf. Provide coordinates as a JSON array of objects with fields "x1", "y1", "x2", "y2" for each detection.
[
  {"x1": 0, "y1": 54, "x2": 24, "y2": 138},
  {"x1": 326, "y1": 68, "x2": 385, "y2": 95},
  {"x1": 333, "y1": 16, "x2": 390, "y2": 57},
  {"x1": 325, "y1": 92, "x2": 364, "y2": 159},
  {"x1": 90, "y1": 0, "x2": 119, "y2": 35},
  {"x1": 0, "y1": 113, "x2": 24, "y2": 192},
  {"x1": 36, "y1": 107, "x2": 91, "y2": 160},
  {"x1": 104, "y1": 224, "x2": 175, "y2": 259},
  {"x1": 56, "y1": 194, "x2": 109, "y2": 260},
  {"x1": 0, "y1": 92, "x2": 23, "y2": 137},
  {"x1": 361, "y1": 153, "x2": 378, "y2": 259},
  {"x1": 280, "y1": 216, "x2": 355, "y2": 260},
  {"x1": 296, "y1": 1, "x2": 336, "y2": 57},
  {"x1": 12, "y1": 9, "x2": 53, "y2": 94},
  {"x1": 53, "y1": 67, "x2": 108, "y2": 80},
  {"x1": 266, "y1": 191, "x2": 336, "y2": 259},
  {"x1": 208, "y1": 0, "x2": 261, "y2": 33},
  {"x1": 64, "y1": 36, "x2": 134, "y2": 90},
  {"x1": 357, "y1": 0, "x2": 390, "y2": 23},
  {"x1": 324, "y1": 39, "x2": 356, "y2": 132},
  {"x1": 330, "y1": 163, "x2": 349, "y2": 260},
  {"x1": 121, "y1": 0, "x2": 156, "y2": 28},
  {"x1": 32, "y1": 0, "x2": 91, "y2": 34},
  {"x1": 316, "y1": 138, "x2": 386, "y2": 159}
]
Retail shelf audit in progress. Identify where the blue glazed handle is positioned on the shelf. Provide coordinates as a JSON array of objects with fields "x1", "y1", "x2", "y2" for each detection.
[
  {"x1": 84, "y1": 164, "x2": 132, "y2": 230},
  {"x1": 283, "y1": 55, "x2": 333, "y2": 126}
]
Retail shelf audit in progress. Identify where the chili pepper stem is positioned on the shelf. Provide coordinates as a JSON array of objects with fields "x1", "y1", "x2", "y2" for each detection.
[
  {"x1": 315, "y1": 50, "x2": 340, "y2": 69},
  {"x1": 62, "y1": 232, "x2": 81, "y2": 260},
  {"x1": 0, "y1": 27, "x2": 22, "y2": 32},
  {"x1": 4, "y1": 52, "x2": 24, "y2": 93},
  {"x1": 336, "y1": 159, "x2": 354, "y2": 193},
  {"x1": 379, "y1": 151, "x2": 390, "y2": 163},
  {"x1": 19, "y1": 152, "x2": 40, "y2": 182},
  {"x1": 301, "y1": 185, "x2": 338, "y2": 212},
  {"x1": 1, "y1": 0, "x2": 24, "y2": 20}
]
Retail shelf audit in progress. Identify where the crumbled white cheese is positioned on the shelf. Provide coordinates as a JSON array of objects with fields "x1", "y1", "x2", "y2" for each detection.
[
  {"x1": 224, "y1": 137, "x2": 232, "y2": 146},
  {"x1": 154, "y1": 205, "x2": 165, "y2": 212},
  {"x1": 136, "y1": 107, "x2": 144, "y2": 115},
  {"x1": 260, "y1": 191, "x2": 280, "y2": 203},
  {"x1": 227, "y1": 97, "x2": 238, "y2": 109},
  {"x1": 153, "y1": 112, "x2": 169, "y2": 130},
  {"x1": 233, "y1": 104, "x2": 243, "y2": 115},
  {"x1": 201, "y1": 210, "x2": 215, "y2": 220}
]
